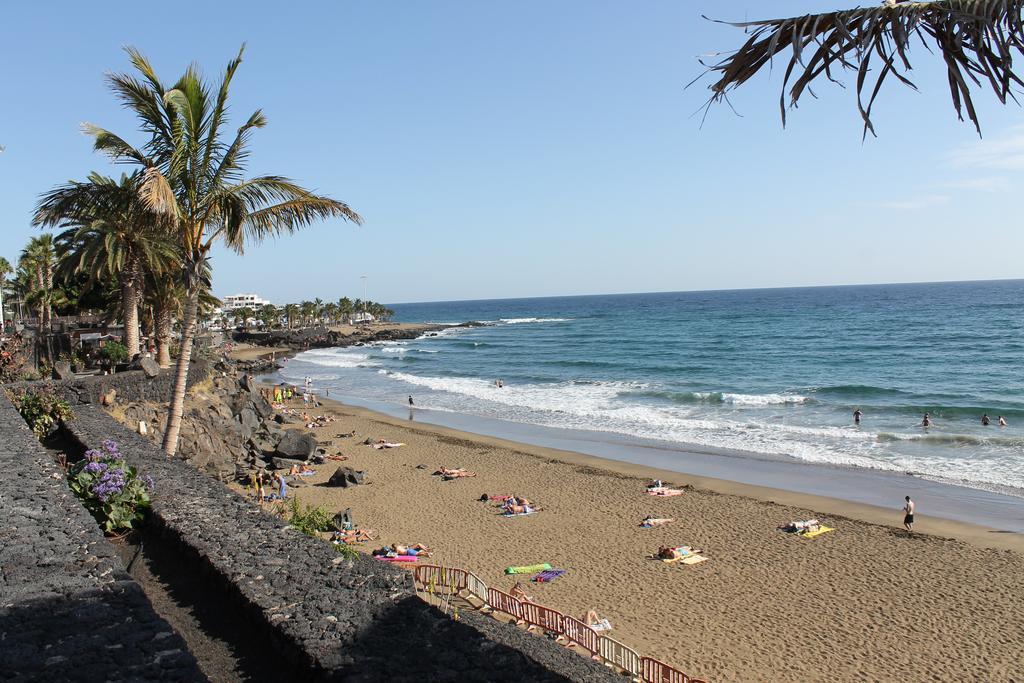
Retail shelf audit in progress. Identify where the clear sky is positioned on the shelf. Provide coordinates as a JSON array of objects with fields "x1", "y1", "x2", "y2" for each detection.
[{"x1": 2, "y1": 1, "x2": 1022, "y2": 304}]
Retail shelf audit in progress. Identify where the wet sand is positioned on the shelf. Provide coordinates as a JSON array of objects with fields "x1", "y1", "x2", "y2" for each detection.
[{"x1": 248, "y1": 393, "x2": 1024, "y2": 682}]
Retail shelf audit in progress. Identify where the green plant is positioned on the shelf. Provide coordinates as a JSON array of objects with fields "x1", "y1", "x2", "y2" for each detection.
[
  {"x1": 286, "y1": 497, "x2": 335, "y2": 538},
  {"x1": 67, "y1": 439, "x2": 153, "y2": 533},
  {"x1": 8, "y1": 389, "x2": 75, "y2": 437},
  {"x1": 99, "y1": 341, "x2": 129, "y2": 364},
  {"x1": 334, "y1": 542, "x2": 359, "y2": 560}
]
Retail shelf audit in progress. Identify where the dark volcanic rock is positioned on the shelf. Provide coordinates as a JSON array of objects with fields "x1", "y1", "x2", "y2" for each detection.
[
  {"x1": 326, "y1": 466, "x2": 365, "y2": 487},
  {"x1": 52, "y1": 360, "x2": 74, "y2": 380},
  {"x1": 275, "y1": 430, "x2": 316, "y2": 460},
  {"x1": 139, "y1": 356, "x2": 161, "y2": 378}
]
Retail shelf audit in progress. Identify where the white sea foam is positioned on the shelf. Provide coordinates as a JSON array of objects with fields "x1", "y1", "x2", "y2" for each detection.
[
  {"x1": 498, "y1": 317, "x2": 572, "y2": 324},
  {"x1": 720, "y1": 392, "x2": 808, "y2": 406},
  {"x1": 293, "y1": 348, "x2": 378, "y2": 369}
]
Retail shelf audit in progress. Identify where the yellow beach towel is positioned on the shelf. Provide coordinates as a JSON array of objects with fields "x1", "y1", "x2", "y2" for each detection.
[
  {"x1": 800, "y1": 526, "x2": 835, "y2": 539},
  {"x1": 681, "y1": 554, "x2": 708, "y2": 565}
]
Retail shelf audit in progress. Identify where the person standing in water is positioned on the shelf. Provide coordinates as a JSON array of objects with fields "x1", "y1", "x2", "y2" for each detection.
[
  {"x1": 408, "y1": 395, "x2": 414, "y2": 407},
  {"x1": 921, "y1": 413, "x2": 931, "y2": 428},
  {"x1": 853, "y1": 409, "x2": 862, "y2": 425},
  {"x1": 999, "y1": 416, "x2": 1008, "y2": 427},
  {"x1": 902, "y1": 496, "x2": 915, "y2": 532},
  {"x1": 982, "y1": 414, "x2": 991, "y2": 426}
]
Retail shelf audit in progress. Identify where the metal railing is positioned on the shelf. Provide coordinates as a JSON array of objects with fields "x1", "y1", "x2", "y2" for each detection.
[{"x1": 413, "y1": 564, "x2": 705, "y2": 682}]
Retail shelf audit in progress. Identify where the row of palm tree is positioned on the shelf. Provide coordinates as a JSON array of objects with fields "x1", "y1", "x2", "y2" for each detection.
[
  {"x1": 25, "y1": 45, "x2": 361, "y2": 456},
  {"x1": 229, "y1": 297, "x2": 394, "y2": 332}
]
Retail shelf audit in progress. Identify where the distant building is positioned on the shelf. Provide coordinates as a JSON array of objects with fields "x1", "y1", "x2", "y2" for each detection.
[{"x1": 222, "y1": 293, "x2": 271, "y2": 311}]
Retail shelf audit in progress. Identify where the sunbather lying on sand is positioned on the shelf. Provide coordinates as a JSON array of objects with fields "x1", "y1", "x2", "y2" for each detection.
[
  {"x1": 333, "y1": 528, "x2": 376, "y2": 544},
  {"x1": 510, "y1": 582, "x2": 535, "y2": 603},
  {"x1": 371, "y1": 440, "x2": 405, "y2": 449},
  {"x1": 324, "y1": 453, "x2": 348, "y2": 461},
  {"x1": 504, "y1": 503, "x2": 538, "y2": 515},
  {"x1": 640, "y1": 516, "x2": 675, "y2": 528},
  {"x1": 438, "y1": 467, "x2": 477, "y2": 479},
  {"x1": 778, "y1": 519, "x2": 821, "y2": 533},
  {"x1": 583, "y1": 610, "x2": 613, "y2": 632},
  {"x1": 336, "y1": 430, "x2": 357, "y2": 438},
  {"x1": 646, "y1": 479, "x2": 665, "y2": 490},
  {"x1": 657, "y1": 545, "x2": 703, "y2": 561},
  {"x1": 288, "y1": 464, "x2": 315, "y2": 476},
  {"x1": 391, "y1": 543, "x2": 431, "y2": 557},
  {"x1": 506, "y1": 495, "x2": 531, "y2": 506}
]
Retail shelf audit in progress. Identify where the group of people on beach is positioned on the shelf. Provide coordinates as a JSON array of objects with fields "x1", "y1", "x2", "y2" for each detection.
[{"x1": 853, "y1": 408, "x2": 1008, "y2": 428}]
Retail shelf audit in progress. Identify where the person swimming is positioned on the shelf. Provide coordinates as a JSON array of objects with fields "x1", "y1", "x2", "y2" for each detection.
[{"x1": 999, "y1": 415, "x2": 1008, "y2": 427}]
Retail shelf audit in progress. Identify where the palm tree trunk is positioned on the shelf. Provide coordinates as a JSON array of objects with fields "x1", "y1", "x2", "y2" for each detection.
[
  {"x1": 121, "y1": 257, "x2": 141, "y2": 359},
  {"x1": 155, "y1": 301, "x2": 172, "y2": 368},
  {"x1": 161, "y1": 289, "x2": 198, "y2": 456}
]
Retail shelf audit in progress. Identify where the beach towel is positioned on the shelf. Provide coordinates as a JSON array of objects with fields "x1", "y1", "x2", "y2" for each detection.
[
  {"x1": 590, "y1": 619, "x2": 613, "y2": 632},
  {"x1": 376, "y1": 555, "x2": 418, "y2": 563},
  {"x1": 646, "y1": 488, "x2": 685, "y2": 497},
  {"x1": 681, "y1": 554, "x2": 708, "y2": 565},
  {"x1": 502, "y1": 510, "x2": 538, "y2": 517},
  {"x1": 799, "y1": 525, "x2": 835, "y2": 539},
  {"x1": 531, "y1": 569, "x2": 567, "y2": 583},
  {"x1": 505, "y1": 563, "x2": 552, "y2": 575}
]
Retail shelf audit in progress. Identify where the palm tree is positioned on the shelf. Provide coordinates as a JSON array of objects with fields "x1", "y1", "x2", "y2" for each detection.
[
  {"x1": 82, "y1": 46, "x2": 362, "y2": 455},
  {"x1": 300, "y1": 300, "x2": 316, "y2": 327},
  {"x1": 19, "y1": 234, "x2": 59, "y2": 329},
  {"x1": 284, "y1": 303, "x2": 299, "y2": 330},
  {"x1": 322, "y1": 302, "x2": 339, "y2": 325},
  {"x1": 338, "y1": 297, "x2": 353, "y2": 324},
  {"x1": 0, "y1": 256, "x2": 11, "y2": 330},
  {"x1": 702, "y1": 0, "x2": 1024, "y2": 136},
  {"x1": 259, "y1": 303, "x2": 278, "y2": 329},
  {"x1": 313, "y1": 297, "x2": 324, "y2": 324},
  {"x1": 37, "y1": 172, "x2": 177, "y2": 358},
  {"x1": 235, "y1": 306, "x2": 253, "y2": 331}
]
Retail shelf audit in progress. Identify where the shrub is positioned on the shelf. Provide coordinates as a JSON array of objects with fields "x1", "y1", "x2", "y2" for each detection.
[
  {"x1": 287, "y1": 497, "x2": 335, "y2": 537},
  {"x1": 67, "y1": 440, "x2": 153, "y2": 533},
  {"x1": 8, "y1": 389, "x2": 75, "y2": 438},
  {"x1": 99, "y1": 341, "x2": 130, "y2": 365}
]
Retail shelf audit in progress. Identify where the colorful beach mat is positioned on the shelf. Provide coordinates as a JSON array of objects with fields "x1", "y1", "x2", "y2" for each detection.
[
  {"x1": 531, "y1": 569, "x2": 567, "y2": 582},
  {"x1": 799, "y1": 526, "x2": 835, "y2": 539},
  {"x1": 505, "y1": 563, "x2": 552, "y2": 575}
]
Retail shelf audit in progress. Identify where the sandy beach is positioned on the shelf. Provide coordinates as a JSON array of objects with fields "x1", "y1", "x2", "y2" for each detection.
[{"x1": 240, "y1": 390, "x2": 1024, "y2": 682}]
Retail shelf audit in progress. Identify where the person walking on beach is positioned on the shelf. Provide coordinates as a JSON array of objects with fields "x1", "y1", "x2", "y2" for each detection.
[
  {"x1": 853, "y1": 409, "x2": 862, "y2": 425},
  {"x1": 982, "y1": 414, "x2": 991, "y2": 426},
  {"x1": 902, "y1": 496, "x2": 915, "y2": 532}
]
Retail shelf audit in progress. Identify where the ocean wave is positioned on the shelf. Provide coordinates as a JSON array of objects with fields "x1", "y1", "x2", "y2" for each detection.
[
  {"x1": 292, "y1": 349, "x2": 379, "y2": 369},
  {"x1": 809, "y1": 384, "x2": 911, "y2": 398},
  {"x1": 627, "y1": 389, "x2": 809, "y2": 406},
  {"x1": 498, "y1": 317, "x2": 572, "y2": 324}
]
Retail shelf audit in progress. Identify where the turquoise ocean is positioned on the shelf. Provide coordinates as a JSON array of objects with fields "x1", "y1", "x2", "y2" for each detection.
[{"x1": 277, "y1": 280, "x2": 1024, "y2": 500}]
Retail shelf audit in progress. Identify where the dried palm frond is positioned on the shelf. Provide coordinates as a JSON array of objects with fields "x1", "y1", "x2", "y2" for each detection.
[{"x1": 698, "y1": 0, "x2": 1024, "y2": 136}]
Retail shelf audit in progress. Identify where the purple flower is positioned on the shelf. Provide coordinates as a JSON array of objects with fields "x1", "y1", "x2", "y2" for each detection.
[
  {"x1": 141, "y1": 475, "x2": 155, "y2": 492},
  {"x1": 91, "y1": 467, "x2": 127, "y2": 502},
  {"x1": 101, "y1": 440, "x2": 120, "y2": 455},
  {"x1": 84, "y1": 449, "x2": 102, "y2": 462},
  {"x1": 83, "y1": 461, "x2": 107, "y2": 474}
]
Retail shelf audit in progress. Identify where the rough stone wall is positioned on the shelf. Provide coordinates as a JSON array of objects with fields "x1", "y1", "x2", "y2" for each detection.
[
  {"x1": 62, "y1": 407, "x2": 623, "y2": 682},
  {"x1": 7, "y1": 359, "x2": 211, "y2": 407},
  {"x1": 0, "y1": 395, "x2": 202, "y2": 682}
]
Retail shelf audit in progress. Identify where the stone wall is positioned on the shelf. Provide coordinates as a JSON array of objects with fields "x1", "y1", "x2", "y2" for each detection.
[
  {"x1": 7, "y1": 359, "x2": 210, "y2": 407},
  {"x1": 0, "y1": 395, "x2": 203, "y2": 682},
  {"x1": 61, "y1": 406, "x2": 623, "y2": 682}
]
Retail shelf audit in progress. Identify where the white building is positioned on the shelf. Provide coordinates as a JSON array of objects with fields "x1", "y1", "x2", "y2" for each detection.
[{"x1": 222, "y1": 293, "x2": 271, "y2": 311}]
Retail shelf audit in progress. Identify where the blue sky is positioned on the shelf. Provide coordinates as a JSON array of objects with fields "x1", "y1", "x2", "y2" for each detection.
[{"x1": 2, "y1": 1, "x2": 1022, "y2": 304}]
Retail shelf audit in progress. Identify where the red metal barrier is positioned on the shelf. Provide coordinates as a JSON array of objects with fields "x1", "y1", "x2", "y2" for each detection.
[
  {"x1": 521, "y1": 601, "x2": 564, "y2": 634},
  {"x1": 641, "y1": 656, "x2": 695, "y2": 683},
  {"x1": 561, "y1": 616, "x2": 600, "y2": 655},
  {"x1": 414, "y1": 565, "x2": 467, "y2": 593},
  {"x1": 486, "y1": 588, "x2": 525, "y2": 622}
]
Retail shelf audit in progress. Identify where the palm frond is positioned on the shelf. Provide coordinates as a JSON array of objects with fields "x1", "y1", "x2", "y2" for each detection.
[{"x1": 699, "y1": 0, "x2": 1024, "y2": 136}]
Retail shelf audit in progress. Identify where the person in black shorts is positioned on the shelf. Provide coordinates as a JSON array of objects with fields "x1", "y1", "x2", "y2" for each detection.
[{"x1": 902, "y1": 496, "x2": 915, "y2": 532}]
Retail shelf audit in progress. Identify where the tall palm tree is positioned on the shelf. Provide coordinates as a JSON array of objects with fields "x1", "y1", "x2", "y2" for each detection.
[
  {"x1": 313, "y1": 297, "x2": 324, "y2": 324},
  {"x1": 235, "y1": 306, "x2": 253, "y2": 331},
  {"x1": 259, "y1": 303, "x2": 278, "y2": 329},
  {"x1": 338, "y1": 296, "x2": 353, "y2": 324},
  {"x1": 19, "y1": 234, "x2": 59, "y2": 329},
  {"x1": 284, "y1": 303, "x2": 299, "y2": 330},
  {"x1": 37, "y1": 172, "x2": 177, "y2": 358},
  {"x1": 300, "y1": 300, "x2": 316, "y2": 327},
  {"x1": 0, "y1": 256, "x2": 11, "y2": 330},
  {"x1": 82, "y1": 46, "x2": 362, "y2": 455}
]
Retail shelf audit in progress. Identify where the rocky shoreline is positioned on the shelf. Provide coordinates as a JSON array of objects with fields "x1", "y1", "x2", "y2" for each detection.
[{"x1": 230, "y1": 322, "x2": 465, "y2": 354}]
